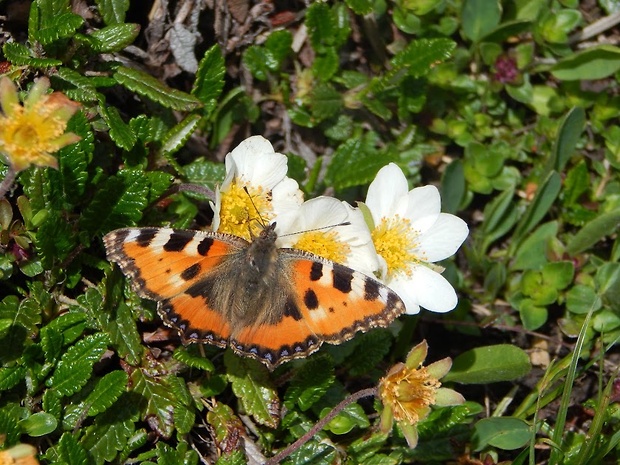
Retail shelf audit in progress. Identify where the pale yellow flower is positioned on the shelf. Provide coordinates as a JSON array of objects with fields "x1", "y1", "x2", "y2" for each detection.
[
  {"x1": 0, "y1": 77, "x2": 80, "y2": 172},
  {"x1": 379, "y1": 340, "x2": 464, "y2": 448}
]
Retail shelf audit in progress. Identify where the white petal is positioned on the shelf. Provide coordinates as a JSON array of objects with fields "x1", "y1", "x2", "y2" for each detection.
[
  {"x1": 405, "y1": 185, "x2": 441, "y2": 228},
  {"x1": 211, "y1": 188, "x2": 222, "y2": 232},
  {"x1": 366, "y1": 163, "x2": 409, "y2": 222},
  {"x1": 389, "y1": 265, "x2": 458, "y2": 314},
  {"x1": 418, "y1": 214, "x2": 469, "y2": 262},
  {"x1": 228, "y1": 136, "x2": 288, "y2": 189}
]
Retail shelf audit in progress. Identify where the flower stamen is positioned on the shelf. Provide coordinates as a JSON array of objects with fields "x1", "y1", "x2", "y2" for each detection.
[
  {"x1": 371, "y1": 215, "x2": 419, "y2": 277},
  {"x1": 218, "y1": 180, "x2": 274, "y2": 240},
  {"x1": 291, "y1": 230, "x2": 350, "y2": 264}
]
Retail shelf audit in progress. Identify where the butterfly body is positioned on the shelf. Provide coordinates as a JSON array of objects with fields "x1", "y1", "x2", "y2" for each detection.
[{"x1": 104, "y1": 225, "x2": 405, "y2": 369}]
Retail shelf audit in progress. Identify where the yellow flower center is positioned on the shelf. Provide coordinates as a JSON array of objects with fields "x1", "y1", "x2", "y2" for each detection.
[
  {"x1": 380, "y1": 364, "x2": 441, "y2": 425},
  {"x1": 218, "y1": 180, "x2": 274, "y2": 240},
  {"x1": 0, "y1": 102, "x2": 66, "y2": 170},
  {"x1": 371, "y1": 215, "x2": 419, "y2": 277},
  {"x1": 291, "y1": 230, "x2": 350, "y2": 264}
]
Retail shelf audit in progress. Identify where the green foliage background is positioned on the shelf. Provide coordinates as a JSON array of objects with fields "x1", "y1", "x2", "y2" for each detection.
[{"x1": 1, "y1": 0, "x2": 620, "y2": 463}]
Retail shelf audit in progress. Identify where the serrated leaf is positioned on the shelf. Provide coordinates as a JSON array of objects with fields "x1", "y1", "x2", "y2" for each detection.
[
  {"x1": 114, "y1": 66, "x2": 202, "y2": 111},
  {"x1": 43, "y1": 390, "x2": 62, "y2": 421},
  {"x1": 100, "y1": 104, "x2": 137, "y2": 151},
  {"x1": 207, "y1": 402, "x2": 244, "y2": 447},
  {"x1": 285, "y1": 358, "x2": 335, "y2": 411},
  {"x1": 131, "y1": 369, "x2": 176, "y2": 438},
  {"x1": 192, "y1": 45, "x2": 225, "y2": 115},
  {"x1": 53, "y1": 68, "x2": 99, "y2": 102},
  {"x1": 85, "y1": 371, "x2": 128, "y2": 416},
  {"x1": 3, "y1": 42, "x2": 62, "y2": 67},
  {"x1": 0, "y1": 295, "x2": 42, "y2": 338},
  {"x1": 345, "y1": 0, "x2": 374, "y2": 15},
  {"x1": 182, "y1": 158, "x2": 226, "y2": 191},
  {"x1": 224, "y1": 351, "x2": 279, "y2": 428},
  {"x1": 80, "y1": 399, "x2": 136, "y2": 465},
  {"x1": 173, "y1": 346, "x2": 215, "y2": 372},
  {"x1": 243, "y1": 46, "x2": 270, "y2": 81},
  {"x1": 325, "y1": 136, "x2": 397, "y2": 190},
  {"x1": 57, "y1": 432, "x2": 90, "y2": 465},
  {"x1": 284, "y1": 438, "x2": 337, "y2": 465},
  {"x1": 167, "y1": 375, "x2": 195, "y2": 435},
  {"x1": 46, "y1": 312, "x2": 88, "y2": 346},
  {"x1": 95, "y1": 0, "x2": 129, "y2": 24},
  {"x1": 105, "y1": 300, "x2": 143, "y2": 366},
  {"x1": 40, "y1": 326, "x2": 63, "y2": 365},
  {"x1": 0, "y1": 366, "x2": 26, "y2": 391},
  {"x1": 310, "y1": 83, "x2": 342, "y2": 119},
  {"x1": 80, "y1": 169, "x2": 151, "y2": 234},
  {"x1": 48, "y1": 333, "x2": 109, "y2": 397},
  {"x1": 35, "y1": 12, "x2": 84, "y2": 45},
  {"x1": 36, "y1": 211, "x2": 78, "y2": 268},
  {"x1": 346, "y1": 329, "x2": 393, "y2": 376},
  {"x1": 58, "y1": 111, "x2": 93, "y2": 200},
  {"x1": 306, "y1": 3, "x2": 337, "y2": 52},
  {"x1": 161, "y1": 114, "x2": 202, "y2": 157},
  {"x1": 89, "y1": 23, "x2": 139, "y2": 52}
]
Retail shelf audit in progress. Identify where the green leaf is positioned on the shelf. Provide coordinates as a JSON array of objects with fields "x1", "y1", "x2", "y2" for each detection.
[
  {"x1": 192, "y1": 45, "x2": 225, "y2": 116},
  {"x1": 310, "y1": 83, "x2": 343, "y2": 119},
  {"x1": 265, "y1": 29, "x2": 293, "y2": 68},
  {"x1": 167, "y1": 375, "x2": 195, "y2": 435},
  {"x1": 0, "y1": 366, "x2": 26, "y2": 391},
  {"x1": 32, "y1": 12, "x2": 84, "y2": 46},
  {"x1": 547, "y1": 107, "x2": 585, "y2": 175},
  {"x1": 19, "y1": 412, "x2": 57, "y2": 437},
  {"x1": 53, "y1": 67, "x2": 100, "y2": 102},
  {"x1": 2, "y1": 42, "x2": 62, "y2": 67},
  {"x1": 131, "y1": 369, "x2": 178, "y2": 438},
  {"x1": 325, "y1": 136, "x2": 397, "y2": 190},
  {"x1": 306, "y1": 3, "x2": 339, "y2": 52},
  {"x1": 388, "y1": 38, "x2": 455, "y2": 81},
  {"x1": 100, "y1": 104, "x2": 137, "y2": 151},
  {"x1": 473, "y1": 417, "x2": 531, "y2": 451},
  {"x1": 161, "y1": 114, "x2": 202, "y2": 157},
  {"x1": 323, "y1": 402, "x2": 369, "y2": 435},
  {"x1": 541, "y1": 261, "x2": 574, "y2": 290},
  {"x1": 284, "y1": 358, "x2": 335, "y2": 411},
  {"x1": 567, "y1": 209, "x2": 620, "y2": 255},
  {"x1": 345, "y1": 0, "x2": 374, "y2": 15},
  {"x1": 114, "y1": 66, "x2": 202, "y2": 111},
  {"x1": 566, "y1": 285, "x2": 602, "y2": 314},
  {"x1": 0, "y1": 295, "x2": 42, "y2": 342},
  {"x1": 346, "y1": 330, "x2": 394, "y2": 377},
  {"x1": 444, "y1": 344, "x2": 531, "y2": 384},
  {"x1": 89, "y1": 23, "x2": 140, "y2": 52},
  {"x1": 105, "y1": 299, "x2": 144, "y2": 367},
  {"x1": 80, "y1": 169, "x2": 153, "y2": 234},
  {"x1": 225, "y1": 351, "x2": 279, "y2": 428},
  {"x1": 512, "y1": 221, "x2": 558, "y2": 271},
  {"x1": 57, "y1": 432, "x2": 90, "y2": 465},
  {"x1": 551, "y1": 45, "x2": 620, "y2": 80},
  {"x1": 58, "y1": 111, "x2": 93, "y2": 199},
  {"x1": 85, "y1": 371, "x2": 128, "y2": 416},
  {"x1": 182, "y1": 157, "x2": 226, "y2": 191},
  {"x1": 40, "y1": 326, "x2": 63, "y2": 365},
  {"x1": 596, "y1": 262, "x2": 620, "y2": 305},
  {"x1": 312, "y1": 47, "x2": 340, "y2": 81},
  {"x1": 173, "y1": 346, "x2": 215, "y2": 372},
  {"x1": 95, "y1": 0, "x2": 130, "y2": 24},
  {"x1": 48, "y1": 333, "x2": 109, "y2": 397},
  {"x1": 513, "y1": 171, "x2": 562, "y2": 242},
  {"x1": 80, "y1": 398, "x2": 137, "y2": 464},
  {"x1": 441, "y1": 160, "x2": 466, "y2": 214},
  {"x1": 243, "y1": 46, "x2": 271, "y2": 81},
  {"x1": 480, "y1": 187, "x2": 518, "y2": 252},
  {"x1": 461, "y1": 0, "x2": 502, "y2": 42}
]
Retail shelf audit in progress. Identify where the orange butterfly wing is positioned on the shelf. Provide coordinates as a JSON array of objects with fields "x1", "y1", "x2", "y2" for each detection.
[
  {"x1": 104, "y1": 227, "x2": 246, "y2": 346},
  {"x1": 228, "y1": 250, "x2": 405, "y2": 368}
]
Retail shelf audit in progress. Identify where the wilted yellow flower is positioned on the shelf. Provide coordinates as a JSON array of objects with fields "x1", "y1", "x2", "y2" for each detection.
[
  {"x1": 378, "y1": 340, "x2": 464, "y2": 448},
  {"x1": 0, "y1": 77, "x2": 80, "y2": 172},
  {"x1": 0, "y1": 443, "x2": 39, "y2": 465}
]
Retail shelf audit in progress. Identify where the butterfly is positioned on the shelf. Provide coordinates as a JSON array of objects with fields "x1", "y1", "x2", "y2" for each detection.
[{"x1": 103, "y1": 223, "x2": 405, "y2": 369}]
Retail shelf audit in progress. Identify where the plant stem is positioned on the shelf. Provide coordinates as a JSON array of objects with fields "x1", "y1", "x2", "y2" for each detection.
[
  {"x1": 0, "y1": 166, "x2": 16, "y2": 199},
  {"x1": 264, "y1": 387, "x2": 378, "y2": 465}
]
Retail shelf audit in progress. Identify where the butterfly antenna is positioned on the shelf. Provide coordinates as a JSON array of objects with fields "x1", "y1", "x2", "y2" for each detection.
[{"x1": 279, "y1": 221, "x2": 351, "y2": 238}]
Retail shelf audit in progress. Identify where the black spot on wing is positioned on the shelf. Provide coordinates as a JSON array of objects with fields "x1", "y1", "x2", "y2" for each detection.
[
  {"x1": 309, "y1": 262, "x2": 323, "y2": 281},
  {"x1": 185, "y1": 277, "x2": 215, "y2": 307},
  {"x1": 364, "y1": 278, "x2": 381, "y2": 301},
  {"x1": 164, "y1": 231, "x2": 194, "y2": 252},
  {"x1": 304, "y1": 289, "x2": 319, "y2": 310},
  {"x1": 197, "y1": 237, "x2": 214, "y2": 256},
  {"x1": 332, "y1": 263, "x2": 353, "y2": 293},
  {"x1": 284, "y1": 298, "x2": 303, "y2": 320},
  {"x1": 136, "y1": 228, "x2": 158, "y2": 247},
  {"x1": 181, "y1": 263, "x2": 201, "y2": 281}
]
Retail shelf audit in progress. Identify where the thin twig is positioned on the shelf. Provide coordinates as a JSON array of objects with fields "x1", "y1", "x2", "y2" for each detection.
[{"x1": 264, "y1": 387, "x2": 378, "y2": 465}]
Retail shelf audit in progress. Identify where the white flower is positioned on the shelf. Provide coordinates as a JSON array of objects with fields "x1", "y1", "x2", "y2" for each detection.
[
  {"x1": 278, "y1": 196, "x2": 380, "y2": 276},
  {"x1": 364, "y1": 163, "x2": 468, "y2": 314},
  {"x1": 212, "y1": 136, "x2": 303, "y2": 239}
]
